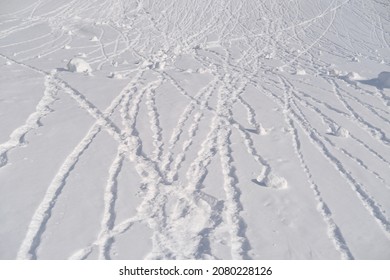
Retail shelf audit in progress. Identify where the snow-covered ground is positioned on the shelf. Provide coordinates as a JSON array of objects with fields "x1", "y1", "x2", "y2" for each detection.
[{"x1": 0, "y1": 0, "x2": 389, "y2": 260}]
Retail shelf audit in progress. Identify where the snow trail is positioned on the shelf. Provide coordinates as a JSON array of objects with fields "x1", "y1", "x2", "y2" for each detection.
[{"x1": 1, "y1": 0, "x2": 389, "y2": 259}]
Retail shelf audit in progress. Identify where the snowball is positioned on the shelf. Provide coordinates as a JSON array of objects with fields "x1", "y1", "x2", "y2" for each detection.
[{"x1": 67, "y1": 58, "x2": 92, "y2": 73}]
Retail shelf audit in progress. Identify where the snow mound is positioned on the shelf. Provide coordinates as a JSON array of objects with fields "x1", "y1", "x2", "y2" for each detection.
[
  {"x1": 263, "y1": 174, "x2": 288, "y2": 189},
  {"x1": 327, "y1": 68, "x2": 341, "y2": 77},
  {"x1": 377, "y1": 71, "x2": 390, "y2": 88},
  {"x1": 327, "y1": 123, "x2": 349, "y2": 138},
  {"x1": 141, "y1": 60, "x2": 166, "y2": 70},
  {"x1": 345, "y1": 72, "x2": 363, "y2": 81},
  {"x1": 351, "y1": 56, "x2": 360, "y2": 62},
  {"x1": 67, "y1": 58, "x2": 92, "y2": 73},
  {"x1": 337, "y1": 127, "x2": 350, "y2": 138},
  {"x1": 90, "y1": 36, "x2": 99, "y2": 42},
  {"x1": 342, "y1": 71, "x2": 364, "y2": 84},
  {"x1": 108, "y1": 72, "x2": 124, "y2": 79},
  {"x1": 329, "y1": 126, "x2": 349, "y2": 138},
  {"x1": 294, "y1": 68, "x2": 306, "y2": 75},
  {"x1": 197, "y1": 68, "x2": 211, "y2": 74}
]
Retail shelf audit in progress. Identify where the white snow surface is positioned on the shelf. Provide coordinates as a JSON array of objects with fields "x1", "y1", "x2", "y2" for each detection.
[
  {"x1": 67, "y1": 58, "x2": 92, "y2": 74},
  {"x1": 0, "y1": 0, "x2": 390, "y2": 260}
]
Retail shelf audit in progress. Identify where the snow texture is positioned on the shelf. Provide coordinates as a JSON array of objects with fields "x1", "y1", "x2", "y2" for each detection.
[
  {"x1": 378, "y1": 72, "x2": 390, "y2": 88},
  {"x1": 67, "y1": 58, "x2": 92, "y2": 73},
  {"x1": 0, "y1": 0, "x2": 389, "y2": 260}
]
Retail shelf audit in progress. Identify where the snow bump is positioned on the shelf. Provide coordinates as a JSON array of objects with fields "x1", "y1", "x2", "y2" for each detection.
[
  {"x1": 67, "y1": 58, "x2": 92, "y2": 74},
  {"x1": 378, "y1": 71, "x2": 390, "y2": 88}
]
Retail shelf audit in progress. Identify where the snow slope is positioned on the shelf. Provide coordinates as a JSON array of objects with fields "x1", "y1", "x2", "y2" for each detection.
[{"x1": 0, "y1": 0, "x2": 389, "y2": 260}]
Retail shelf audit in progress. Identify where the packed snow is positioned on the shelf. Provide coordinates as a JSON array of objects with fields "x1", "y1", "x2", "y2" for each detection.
[
  {"x1": 378, "y1": 72, "x2": 390, "y2": 88},
  {"x1": 0, "y1": 0, "x2": 389, "y2": 260},
  {"x1": 67, "y1": 58, "x2": 92, "y2": 74}
]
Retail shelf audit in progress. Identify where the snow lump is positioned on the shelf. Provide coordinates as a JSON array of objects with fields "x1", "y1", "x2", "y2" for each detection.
[
  {"x1": 378, "y1": 71, "x2": 390, "y2": 88},
  {"x1": 67, "y1": 58, "x2": 92, "y2": 74}
]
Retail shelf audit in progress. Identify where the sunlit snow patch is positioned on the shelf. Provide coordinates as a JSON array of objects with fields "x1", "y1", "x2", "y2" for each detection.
[{"x1": 67, "y1": 58, "x2": 92, "y2": 74}]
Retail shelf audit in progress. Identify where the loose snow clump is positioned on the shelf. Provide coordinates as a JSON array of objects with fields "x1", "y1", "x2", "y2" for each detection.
[
  {"x1": 108, "y1": 72, "x2": 124, "y2": 79},
  {"x1": 197, "y1": 68, "x2": 211, "y2": 74},
  {"x1": 342, "y1": 71, "x2": 364, "y2": 84},
  {"x1": 327, "y1": 68, "x2": 341, "y2": 77},
  {"x1": 351, "y1": 56, "x2": 360, "y2": 62},
  {"x1": 263, "y1": 174, "x2": 288, "y2": 189},
  {"x1": 334, "y1": 127, "x2": 349, "y2": 138},
  {"x1": 67, "y1": 58, "x2": 92, "y2": 73},
  {"x1": 327, "y1": 124, "x2": 349, "y2": 138},
  {"x1": 294, "y1": 68, "x2": 306, "y2": 75},
  {"x1": 346, "y1": 71, "x2": 363, "y2": 81}
]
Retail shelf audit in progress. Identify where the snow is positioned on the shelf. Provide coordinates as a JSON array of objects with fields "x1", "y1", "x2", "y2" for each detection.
[
  {"x1": 378, "y1": 72, "x2": 390, "y2": 88},
  {"x1": 67, "y1": 58, "x2": 92, "y2": 74},
  {"x1": 0, "y1": 0, "x2": 390, "y2": 260}
]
